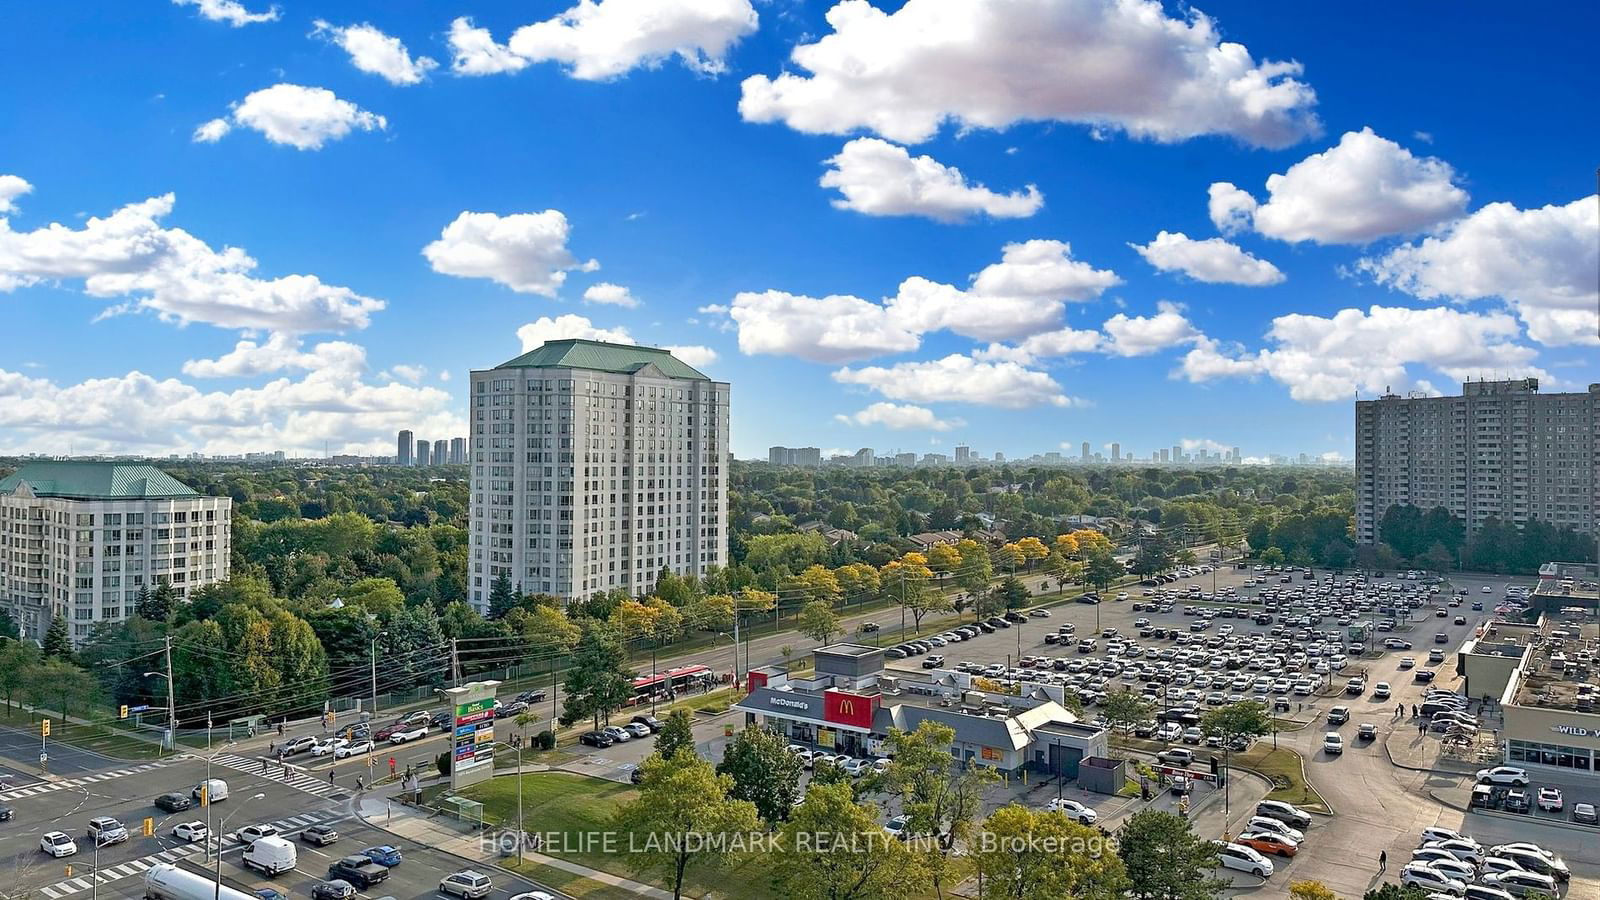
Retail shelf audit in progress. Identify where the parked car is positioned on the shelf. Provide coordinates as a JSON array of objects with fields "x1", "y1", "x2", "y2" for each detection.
[
  {"x1": 1254, "y1": 800, "x2": 1311, "y2": 829},
  {"x1": 1236, "y1": 832, "x2": 1298, "y2": 858},
  {"x1": 1212, "y1": 841, "x2": 1274, "y2": 878},
  {"x1": 1398, "y1": 863, "x2": 1464, "y2": 896},
  {"x1": 579, "y1": 731, "x2": 614, "y2": 748},
  {"x1": 630, "y1": 714, "x2": 663, "y2": 733},
  {"x1": 624, "y1": 722, "x2": 652, "y2": 738},
  {"x1": 1480, "y1": 870, "x2": 1559, "y2": 897},
  {"x1": 1536, "y1": 787, "x2": 1562, "y2": 811},
  {"x1": 1245, "y1": 817, "x2": 1303, "y2": 842},
  {"x1": 601, "y1": 725, "x2": 632, "y2": 743},
  {"x1": 1573, "y1": 802, "x2": 1598, "y2": 825},
  {"x1": 1044, "y1": 798, "x2": 1096, "y2": 825}
]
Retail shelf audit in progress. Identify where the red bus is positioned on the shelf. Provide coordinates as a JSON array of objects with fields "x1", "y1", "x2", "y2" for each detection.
[{"x1": 631, "y1": 664, "x2": 712, "y2": 701}]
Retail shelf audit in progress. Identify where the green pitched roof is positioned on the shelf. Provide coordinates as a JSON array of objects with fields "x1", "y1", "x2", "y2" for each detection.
[
  {"x1": 0, "y1": 461, "x2": 199, "y2": 500},
  {"x1": 495, "y1": 339, "x2": 710, "y2": 380}
]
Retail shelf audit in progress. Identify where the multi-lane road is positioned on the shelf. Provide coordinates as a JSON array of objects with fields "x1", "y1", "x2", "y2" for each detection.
[{"x1": 0, "y1": 740, "x2": 564, "y2": 900}]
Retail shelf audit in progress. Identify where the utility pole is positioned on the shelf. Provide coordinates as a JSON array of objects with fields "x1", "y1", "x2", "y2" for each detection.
[
  {"x1": 732, "y1": 611, "x2": 741, "y2": 686},
  {"x1": 164, "y1": 636, "x2": 175, "y2": 752},
  {"x1": 370, "y1": 636, "x2": 379, "y2": 719},
  {"x1": 450, "y1": 638, "x2": 460, "y2": 687}
]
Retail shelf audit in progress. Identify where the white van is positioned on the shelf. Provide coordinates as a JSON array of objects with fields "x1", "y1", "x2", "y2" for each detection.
[
  {"x1": 241, "y1": 836, "x2": 296, "y2": 876},
  {"x1": 192, "y1": 779, "x2": 229, "y2": 803}
]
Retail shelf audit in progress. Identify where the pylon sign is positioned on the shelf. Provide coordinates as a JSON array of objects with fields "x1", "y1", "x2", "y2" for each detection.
[{"x1": 444, "y1": 680, "x2": 499, "y2": 790}]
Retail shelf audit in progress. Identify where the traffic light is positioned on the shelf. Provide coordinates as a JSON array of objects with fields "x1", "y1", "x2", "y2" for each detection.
[
  {"x1": 143, "y1": 817, "x2": 154, "y2": 837},
  {"x1": 120, "y1": 705, "x2": 129, "y2": 720},
  {"x1": 40, "y1": 719, "x2": 49, "y2": 737},
  {"x1": 198, "y1": 785, "x2": 208, "y2": 807}
]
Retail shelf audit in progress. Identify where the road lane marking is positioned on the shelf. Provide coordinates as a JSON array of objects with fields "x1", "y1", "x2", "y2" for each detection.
[{"x1": 0, "y1": 762, "x2": 173, "y2": 801}]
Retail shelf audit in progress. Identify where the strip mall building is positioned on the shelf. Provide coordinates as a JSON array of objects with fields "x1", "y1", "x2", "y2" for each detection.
[{"x1": 734, "y1": 643, "x2": 1109, "y2": 780}]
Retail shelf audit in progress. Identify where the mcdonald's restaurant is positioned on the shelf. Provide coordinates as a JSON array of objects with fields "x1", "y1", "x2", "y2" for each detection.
[{"x1": 733, "y1": 643, "x2": 1109, "y2": 780}]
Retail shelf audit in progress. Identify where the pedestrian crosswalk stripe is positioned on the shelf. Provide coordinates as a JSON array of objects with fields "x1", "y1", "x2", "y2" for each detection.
[{"x1": 0, "y1": 762, "x2": 174, "y2": 802}]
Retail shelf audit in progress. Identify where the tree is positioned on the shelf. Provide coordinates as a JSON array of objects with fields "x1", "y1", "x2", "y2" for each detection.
[
  {"x1": 993, "y1": 576, "x2": 1030, "y2": 610},
  {"x1": 1419, "y1": 541, "x2": 1454, "y2": 575},
  {"x1": 654, "y1": 708, "x2": 696, "y2": 761},
  {"x1": 1362, "y1": 886, "x2": 1431, "y2": 900},
  {"x1": 1259, "y1": 546, "x2": 1286, "y2": 566},
  {"x1": 789, "y1": 564, "x2": 843, "y2": 606},
  {"x1": 972, "y1": 804, "x2": 1129, "y2": 899},
  {"x1": 926, "y1": 543, "x2": 962, "y2": 583},
  {"x1": 1200, "y1": 700, "x2": 1273, "y2": 798},
  {"x1": 0, "y1": 640, "x2": 39, "y2": 709},
  {"x1": 561, "y1": 623, "x2": 635, "y2": 730},
  {"x1": 716, "y1": 725, "x2": 804, "y2": 824},
  {"x1": 614, "y1": 748, "x2": 760, "y2": 900},
  {"x1": 770, "y1": 781, "x2": 928, "y2": 900},
  {"x1": 797, "y1": 601, "x2": 841, "y2": 646},
  {"x1": 992, "y1": 542, "x2": 1024, "y2": 573},
  {"x1": 1117, "y1": 809, "x2": 1226, "y2": 900},
  {"x1": 1083, "y1": 550, "x2": 1123, "y2": 594},
  {"x1": 1044, "y1": 551, "x2": 1070, "y2": 593},
  {"x1": 487, "y1": 571, "x2": 517, "y2": 619},
  {"x1": 954, "y1": 539, "x2": 992, "y2": 595},
  {"x1": 1290, "y1": 881, "x2": 1338, "y2": 900},
  {"x1": 1014, "y1": 536, "x2": 1049, "y2": 571},
  {"x1": 878, "y1": 721, "x2": 998, "y2": 898},
  {"x1": 0, "y1": 609, "x2": 19, "y2": 641},
  {"x1": 1175, "y1": 548, "x2": 1198, "y2": 567},
  {"x1": 41, "y1": 616, "x2": 72, "y2": 659},
  {"x1": 137, "y1": 581, "x2": 177, "y2": 623},
  {"x1": 1100, "y1": 690, "x2": 1155, "y2": 739}
]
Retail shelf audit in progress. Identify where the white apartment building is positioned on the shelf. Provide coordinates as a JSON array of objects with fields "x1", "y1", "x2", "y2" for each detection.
[
  {"x1": 468, "y1": 340, "x2": 729, "y2": 610},
  {"x1": 0, "y1": 461, "x2": 232, "y2": 644},
  {"x1": 1355, "y1": 378, "x2": 1599, "y2": 544}
]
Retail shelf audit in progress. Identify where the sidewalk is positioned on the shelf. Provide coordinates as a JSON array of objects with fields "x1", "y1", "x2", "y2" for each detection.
[{"x1": 355, "y1": 790, "x2": 669, "y2": 899}]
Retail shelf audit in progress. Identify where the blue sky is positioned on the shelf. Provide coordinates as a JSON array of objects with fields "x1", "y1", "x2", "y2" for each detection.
[{"x1": 1, "y1": 0, "x2": 1595, "y2": 461}]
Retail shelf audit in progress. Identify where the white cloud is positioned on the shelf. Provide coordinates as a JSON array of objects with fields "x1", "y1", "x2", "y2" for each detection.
[
  {"x1": 447, "y1": 17, "x2": 530, "y2": 75},
  {"x1": 515, "y1": 314, "x2": 634, "y2": 350},
  {"x1": 172, "y1": 0, "x2": 279, "y2": 27},
  {"x1": 1212, "y1": 127, "x2": 1467, "y2": 244},
  {"x1": 1179, "y1": 305, "x2": 1546, "y2": 402},
  {"x1": 833, "y1": 354, "x2": 1073, "y2": 409},
  {"x1": 423, "y1": 210, "x2": 598, "y2": 296},
  {"x1": 725, "y1": 239, "x2": 1118, "y2": 361},
  {"x1": 449, "y1": 0, "x2": 758, "y2": 81},
  {"x1": 197, "y1": 84, "x2": 386, "y2": 150},
  {"x1": 0, "y1": 175, "x2": 31, "y2": 214},
  {"x1": 1180, "y1": 438, "x2": 1229, "y2": 454},
  {"x1": 438, "y1": 370, "x2": 452, "y2": 382},
  {"x1": 0, "y1": 362, "x2": 462, "y2": 457},
  {"x1": 0, "y1": 187, "x2": 383, "y2": 333},
  {"x1": 973, "y1": 326, "x2": 1102, "y2": 364},
  {"x1": 820, "y1": 138, "x2": 1042, "y2": 222},
  {"x1": 583, "y1": 282, "x2": 640, "y2": 308},
  {"x1": 1207, "y1": 182, "x2": 1257, "y2": 235},
  {"x1": 663, "y1": 345, "x2": 718, "y2": 368},
  {"x1": 834, "y1": 402, "x2": 964, "y2": 431},
  {"x1": 739, "y1": 0, "x2": 1319, "y2": 147},
  {"x1": 313, "y1": 21, "x2": 438, "y2": 86},
  {"x1": 728, "y1": 290, "x2": 920, "y2": 363},
  {"x1": 388, "y1": 363, "x2": 427, "y2": 383},
  {"x1": 182, "y1": 333, "x2": 366, "y2": 378},
  {"x1": 1101, "y1": 301, "x2": 1200, "y2": 356},
  {"x1": 1130, "y1": 231, "x2": 1284, "y2": 286},
  {"x1": 192, "y1": 118, "x2": 231, "y2": 143},
  {"x1": 1358, "y1": 195, "x2": 1598, "y2": 346}
]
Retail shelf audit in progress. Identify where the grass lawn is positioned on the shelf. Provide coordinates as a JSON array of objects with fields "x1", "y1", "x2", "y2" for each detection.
[
  {"x1": 458, "y1": 771, "x2": 782, "y2": 899},
  {"x1": 0, "y1": 705, "x2": 164, "y2": 761},
  {"x1": 1233, "y1": 746, "x2": 1327, "y2": 813}
]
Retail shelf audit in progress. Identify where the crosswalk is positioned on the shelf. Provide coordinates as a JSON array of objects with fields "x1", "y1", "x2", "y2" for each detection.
[
  {"x1": 0, "y1": 762, "x2": 172, "y2": 802},
  {"x1": 204, "y1": 752, "x2": 342, "y2": 797},
  {"x1": 36, "y1": 812, "x2": 334, "y2": 899}
]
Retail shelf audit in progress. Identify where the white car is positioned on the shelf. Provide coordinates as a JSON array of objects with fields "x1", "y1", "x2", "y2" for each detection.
[
  {"x1": 1535, "y1": 787, "x2": 1562, "y2": 811},
  {"x1": 1399, "y1": 863, "x2": 1465, "y2": 895},
  {"x1": 1044, "y1": 798, "x2": 1097, "y2": 825},
  {"x1": 388, "y1": 724, "x2": 428, "y2": 744},
  {"x1": 1481, "y1": 870, "x2": 1558, "y2": 898},
  {"x1": 310, "y1": 738, "x2": 346, "y2": 757},
  {"x1": 1422, "y1": 839, "x2": 1484, "y2": 864},
  {"x1": 40, "y1": 832, "x2": 78, "y2": 857},
  {"x1": 840, "y1": 758, "x2": 870, "y2": 777},
  {"x1": 1418, "y1": 827, "x2": 1476, "y2": 849},
  {"x1": 624, "y1": 722, "x2": 652, "y2": 738},
  {"x1": 1410, "y1": 854, "x2": 1474, "y2": 884},
  {"x1": 1213, "y1": 841, "x2": 1273, "y2": 878},
  {"x1": 333, "y1": 739, "x2": 375, "y2": 759},
  {"x1": 1323, "y1": 732, "x2": 1343, "y2": 755},
  {"x1": 1475, "y1": 766, "x2": 1529, "y2": 786},
  {"x1": 236, "y1": 823, "x2": 280, "y2": 843},
  {"x1": 1248, "y1": 813, "x2": 1299, "y2": 839},
  {"x1": 173, "y1": 822, "x2": 209, "y2": 843}
]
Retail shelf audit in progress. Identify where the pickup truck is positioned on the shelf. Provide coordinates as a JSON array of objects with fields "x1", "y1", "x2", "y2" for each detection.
[{"x1": 327, "y1": 856, "x2": 389, "y2": 889}]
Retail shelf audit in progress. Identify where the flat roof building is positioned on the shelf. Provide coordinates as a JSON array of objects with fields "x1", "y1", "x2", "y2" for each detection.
[{"x1": 0, "y1": 461, "x2": 231, "y2": 645}]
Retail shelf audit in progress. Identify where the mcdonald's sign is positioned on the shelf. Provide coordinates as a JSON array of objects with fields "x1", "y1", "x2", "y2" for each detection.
[{"x1": 823, "y1": 689, "x2": 876, "y2": 729}]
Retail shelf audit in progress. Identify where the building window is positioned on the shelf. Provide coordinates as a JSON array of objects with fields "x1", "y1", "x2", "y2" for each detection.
[{"x1": 1508, "y1": 739, "x2": 1592, "y2": 771}]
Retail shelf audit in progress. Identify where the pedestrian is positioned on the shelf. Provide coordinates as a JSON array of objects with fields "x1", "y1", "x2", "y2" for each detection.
[
  {"x1": 268, "y1": 740, "x2": 275, "y2": 755},
  {"x1": 261, "y1": 757, "x2": 267, "y2": 774},
  {"x1": 1412, "y1": 704, "x2": 1418, "y2": 717},
  {"x1": 1379, "y1": 850, "x2": 1387, "y2": 872},
  {"x1": 328, "y1": 769, "x2": 335, "y2": 785},
  {"x1": 356, "y1": 775, "x2": 364, "y2": 791},
  {"x1": 278, "y1": 721, "x2": 285, "y2": 736}
]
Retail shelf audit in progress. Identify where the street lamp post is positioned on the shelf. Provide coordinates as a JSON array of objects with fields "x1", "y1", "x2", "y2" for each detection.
[
  {"x1": 200, "y1": 741, "x2": 236, "y2": 864},
  {"x1": 495, "y1": 742, "x2": 525, "y2": 863},
  {"x1": 216, "y1": 794, "x2": 266, "y2": 900}
]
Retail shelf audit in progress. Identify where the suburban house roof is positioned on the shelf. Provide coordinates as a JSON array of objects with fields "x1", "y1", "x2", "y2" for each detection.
[
  {"x1": 493, "y1": 339, "x2": 711, "y2": 381},
  {"x1": 0, "y1": 461, "x2": 200, "y2": 500}
]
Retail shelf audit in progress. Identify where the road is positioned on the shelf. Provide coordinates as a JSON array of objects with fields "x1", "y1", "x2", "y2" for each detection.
[{"x1": 0, "y1": 748, "x2": 566, "y2": 900}]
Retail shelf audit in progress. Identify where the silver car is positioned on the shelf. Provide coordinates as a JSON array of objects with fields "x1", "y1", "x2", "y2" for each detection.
[{"x1": 440, "y1": 871, "x2": 493, "y2": 899}]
